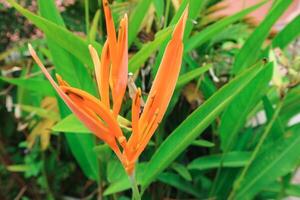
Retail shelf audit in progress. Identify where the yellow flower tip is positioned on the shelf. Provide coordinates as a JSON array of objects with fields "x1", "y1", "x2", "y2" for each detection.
[
  {"x1": 28, "y1": 43, "x2": 34, "y2": 54},
  {"x1": 117, "y1": 136, "x2": 127, "y2": 146},
  {"x1": 88, "y1": 44, "x2": 101, "y2": 73},
  {"x1": 88, "y1": 44, "x2": 97, "y2": 57},
  {"x1": 55, "y1": 73, "x2": 62, "y2": 84},
  {"x1": 28, "y1": 43, "x2": 39, "y2": 62},
  {"x1": 56, "y1": 73, "x2": 69, "y2": 87},
  {"x1": 137, "y1": 88, "x2": 142, "y2": 96},
  {"x1": 27, "y1": 43, "x2": 48, "y2": 73},
  {"x1": 124, "y1": 13, "x2": 128, "y2": 21},
  {"x1": 88, "y1": 44, "x2": 93, "y2": 51}
]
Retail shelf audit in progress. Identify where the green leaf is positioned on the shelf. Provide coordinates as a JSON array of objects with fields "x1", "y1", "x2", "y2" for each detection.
[
  {"x1": 176, "y1": 64, "x2": 212, "y2": 89},
  {"x1": 104, "y1": 177, "x2": 131, "y2": 196},
  {"x1": 150, "y1": 2, "x2": 190, "y2": 77},
  {"x1": 171, "y1": 163, "x2": 192, "y2": 181},
  {"x1": 157, "y1": 172, "x2": 202, "y2": 198},
  {"x1": 264, "y1": 183, "x2": 300, "y2": 197},
  {"x1": 38, "y1": 0, "x2": 99, "y2": 181},
  {"x1": 52, "y1": 114, "x2": 131, "y2": 133},
  {"x1": 153, "y1": 0, "x2": 164, "y2": 18},
  {"x1": 280, "y1": 87, "x2": 300, "y2": 125},
  {"x1": 191, "y1": 139, "x2": 215, "y2": 148},
  {"x1": 272, "y1": 15, "x2": 300, "y2": 49},
  {"x1": 128, "y1": 0, "x2": 152, "y2": 46},
  {"x1": 0, "y1": 77, "x2": 55, "y2": 97},
  {"x1": 38, "y1": 0, "x2": 96, "y2": 93},
  {"x1": 107, "y1": 159, "x2": 127, "y2": 183},
  {"x1": 170, "y1": 0, "x2": 207, "y2": 38},
  {"x1": 89, "y1": 10, "x2": 101, "y2": 42},
  {"x1": 235, "y1": 124, "x2": 300, "y2": 199},
  {"x1": 141, "y1": 61, "x2": 271, "y2": 190},
  {"x1": 7, "y1": 0, "x2": 102, "y2": 69},
  {"x1": 128, "y1": 27, "x2": 172, "y2": 73},
  {"x1": 262, "y1": 96, "x2": 285, "y2": 141},
  {"x1": 185, "y1": 1, "x2": 267, "y2": 52},
  {"x1": 52, "y1": 114, "x2": 89, "y2": 133},
  {"x1": 58, "y1": 101, "x2": 99, "y2": 181},
  {"x1": 232, "y1": 0, "x2": 292, "y2": 74},
  {"x1": 104, "y1": 163, "x2": 147, "y2": 196},
  {"x1": 188, "y1": 152, "x2": 251, "y2": 171},
  {"x1": 219, "y1": 62, "x2": 273, "y2": 151}
]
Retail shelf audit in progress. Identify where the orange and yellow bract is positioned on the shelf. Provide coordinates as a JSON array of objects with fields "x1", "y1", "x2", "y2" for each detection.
[{"x1": 29, "y1": 0, "x2": 188, "y2": 175}]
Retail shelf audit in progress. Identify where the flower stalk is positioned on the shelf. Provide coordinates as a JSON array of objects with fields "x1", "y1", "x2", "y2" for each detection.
[{"x1": 129, "y1": 172, "x2": 141, "y2": 200}]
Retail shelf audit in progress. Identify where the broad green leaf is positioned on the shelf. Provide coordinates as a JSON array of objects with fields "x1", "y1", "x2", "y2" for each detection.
[
  {"x1": 38, "y1": 0, "x2": 99, "y2": 181},
  {"x1": 235, "y1": 124, "x2": 300, "y2": 199},
  {"x1": 232, "y1": 0, "x2": 292, "y2": 74},
  {"x1": 7, "y1": 0, "x2": 102, "y2": 69},
  {"x1": 128, "y1": 0, "x2": 152, "y2": 46},
  {"x1": 104, "y1": 177, "x2": 131, "y2": 196},
  {"x1": 141, "y1": 61, "x2": 272, "y2": 190},
  {"x1": 52, "y1": 114, "x2": 131, "y2": 133},
  {"x1": 272, "y1": 15, "x2": 300, "y2": 49},
  {"x1": 128, "y1": 27, "x2": 172, "y2": 73},
  {"x1": 0, "y1": 77, "x2": 55, "y2": 97},
  {"x1": 38, "y1": 0, "x2": 96, "y2": 93},
  {"x1": 157, "y1": 172, "x2": 202, "y2": 198},
  {"x1": 171, "y1": 163, "x2": 192, "y2": 181},
  {"x1": 107, "y1": 159, "x2": 127, "y2": 183},
  {"x1": 104, "y1": 163, "x2": 147, "y2": 196},
  {"x1": 219, "y1": 62, "x2": 273, "y2": 151},
  {"x1": 188, "y1": 152, "x2": 250, "y2": 171},
  {"x1": 176, "y1": 64, "x2": 212, "y2": 89},
  {"x1": 52, "y1": 114, "x2": 89, "y2": 133},
  {"x1": 185, "y1": 1, "x2": 267, "y2": 52}
]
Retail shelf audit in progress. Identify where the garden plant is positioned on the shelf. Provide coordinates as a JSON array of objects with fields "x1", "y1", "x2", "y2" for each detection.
[{"x1": 0, "y1": 0, "x2": 300, "y2": 199}]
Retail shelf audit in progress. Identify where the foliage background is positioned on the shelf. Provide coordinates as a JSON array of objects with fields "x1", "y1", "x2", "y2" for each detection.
[{"x1": 0, "y1": 0, "x2": 300, "y2": 199}]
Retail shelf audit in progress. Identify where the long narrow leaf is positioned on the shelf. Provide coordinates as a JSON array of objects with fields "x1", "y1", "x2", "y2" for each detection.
[
  {"x1": 235, "y1": 124, "x2": 300, "y2": 199},
  {"x1": 141, "y1": 61, "x2": 271, "y2": 190},
  {"x1": 38, "y1": 0, "x2": 99, "y2": 181},
  {"x1": 185, "y1": 1, "x2": 267, "y2": 52},
  {"x1": 128, "y1": 0, "x2": 152, "y2": 46},
  {"x1": 232, "y1": 0, "x2": 292, "y2": 74}
]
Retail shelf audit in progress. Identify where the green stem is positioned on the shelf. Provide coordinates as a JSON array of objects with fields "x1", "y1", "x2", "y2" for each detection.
[
  {"x1": 164, "y1": 0, "x2": 171, "y2": 29},
  {"x1": 85, "y1": 0, "x2": 90, "y2": 41},
  {"x1": 129, "y1": 173, "x2": 141, "y2": 200}
]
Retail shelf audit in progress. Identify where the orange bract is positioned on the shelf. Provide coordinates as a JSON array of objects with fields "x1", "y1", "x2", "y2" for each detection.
[{"x1": 29, "y1": 1, "x2": 188, "y2": 175}]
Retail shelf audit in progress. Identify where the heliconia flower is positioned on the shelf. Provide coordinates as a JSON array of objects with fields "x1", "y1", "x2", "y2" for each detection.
[{"x1": 29, "y1": 0, "x2": 188, "y2": 175}]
